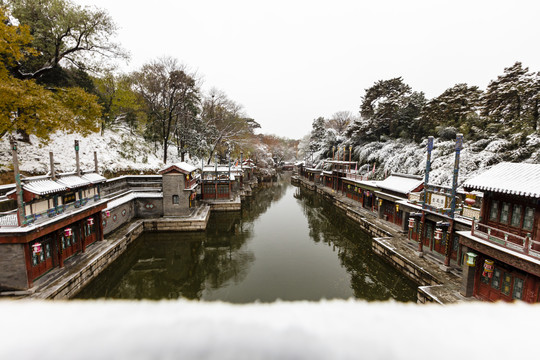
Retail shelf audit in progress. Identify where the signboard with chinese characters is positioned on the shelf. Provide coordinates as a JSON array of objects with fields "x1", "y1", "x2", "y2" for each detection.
[
  {"x1": 409, "y1": 192, "x2": 421, "y2": 203},
  {"x1": 430, "y1": 193, "x2": 448, "y2": 209}
]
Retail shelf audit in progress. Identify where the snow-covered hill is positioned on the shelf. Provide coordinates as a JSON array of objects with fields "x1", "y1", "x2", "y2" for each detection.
[
  {"x1": 2, "y1": 127, "x2": 540, "y2": 187},
  {"x1": 351, "y1": 133, "x2": 540, "y2": 186},
  {"x1": 0, "y1": 128, "x2": 184, "y2": 177}
]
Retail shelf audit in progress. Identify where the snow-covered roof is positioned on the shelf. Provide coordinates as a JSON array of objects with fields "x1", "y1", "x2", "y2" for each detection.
[
  {"x1": 106, "y1": 191, "x2": 162, "y2": 210},
  {"x1": 463, "y1": 162, "x2": 540, "y2": 198},
  {"x1": 159, "y1": 162, "x2": 198, "y2": 175},
  {"x1": 23, "y1": 179, "x2": 68, "y2": 195},
  {"x1": 202, "y1": 166, "x2": 234, "y2": 172},
  {"x1": 82, "y1": 173, "x2": 107, "y2": 184},
  {"x1": 56, "y1": 175, "x2": 91, "y2": 189},
  {"x1": 376, "y1": 174, "x2": 423, "y2": 195}
]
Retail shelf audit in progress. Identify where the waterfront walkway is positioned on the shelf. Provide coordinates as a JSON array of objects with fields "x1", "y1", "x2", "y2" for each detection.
[{"x1": 294, "y1": 176, "x2": 473, "y2": 304}]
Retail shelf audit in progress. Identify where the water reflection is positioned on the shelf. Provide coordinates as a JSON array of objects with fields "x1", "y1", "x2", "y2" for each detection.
[
  {"x1": 76, "y1": 174, "x2": 417, "y2": 302},
  {"x1": 294, "y1": 187, "x2": 417, "y2": 301}
]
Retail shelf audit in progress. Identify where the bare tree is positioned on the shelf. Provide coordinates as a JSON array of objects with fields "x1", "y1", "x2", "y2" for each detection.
[
  {"x1": 131, "y1": 57, "x2": 199, "y2": 163},
  {"x1": 200, "y1": 88, "x2": 259, "y2": 164},
  {"x1": 327, "y1": 111, "x2": 355, "y2": 135}
]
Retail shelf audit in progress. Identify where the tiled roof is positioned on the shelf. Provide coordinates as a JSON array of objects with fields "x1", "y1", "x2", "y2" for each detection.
[
  {"x1": 376, "y1": 174, "x2": 423, "y2": 195},
  {"x1": 463, "y1": 162, "x2": 540, "y2": 198},
  {"x1": 56, "y1": 175, "x2": 91, "y2": 189},
  {"x1": 159, "y1": 162, "x2": 198, "y2": 175},
  {"x1": 23, "y1": 179, "x2": 68, "y2": 195},
  {"x1": 82, "y1": 173, "x2": 107, "y2": 184}
]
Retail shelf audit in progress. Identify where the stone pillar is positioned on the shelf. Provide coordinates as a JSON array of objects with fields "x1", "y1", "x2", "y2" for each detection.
[
  {"x1": 460, "y1": 246, "x2": 476, "y2": 297},
  {"x1": 50, "y1": 152, "x2": 56, "y2": 180},
  {"x1": 94, "y1": 151, "x2": 98, "y2": 173},
  {"x1": 10, "y1": 137, "x2": 25, "y2": 226},
  {"x1": 401, "y1": 211, "x2": 408, "y2": 232}
]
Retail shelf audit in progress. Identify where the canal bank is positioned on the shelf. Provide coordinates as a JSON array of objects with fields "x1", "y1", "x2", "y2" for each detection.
[
  {"x1": 23, "y1": 206, "x2": 211, "y2": 299},
  {"x1": 293, "y1": 175, "x2": 468, "y2": 304}
]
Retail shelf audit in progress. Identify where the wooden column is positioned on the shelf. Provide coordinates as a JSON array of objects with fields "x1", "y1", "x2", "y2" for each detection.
[
  {"x1": 81, "y1": 221, "x2": 87, "y2": 253},
  {"x1": 98, "y1": 211, "x2": 104, "y2": 241}
]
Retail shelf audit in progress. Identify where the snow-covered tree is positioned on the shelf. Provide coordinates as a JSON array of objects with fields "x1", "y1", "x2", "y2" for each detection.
[
  {"x1": 421, "y1": 83, "x2": 482, "y2": 138},
  {"x1": 481, "y1": 62, "x2": 537, "y2": 130},
  {"x1": 360, "y1": 77, "x2": 425, "y2": 141},
  {"x1": 200, "y1": 89, "x2": 260, "y2": 164}
]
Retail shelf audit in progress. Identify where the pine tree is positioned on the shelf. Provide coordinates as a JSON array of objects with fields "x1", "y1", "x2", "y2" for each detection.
[{"x1": 481, "y1": 62, "x2": 535, "y2": 129}]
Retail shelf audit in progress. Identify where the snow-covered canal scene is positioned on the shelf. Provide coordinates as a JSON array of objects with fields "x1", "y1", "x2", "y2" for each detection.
[{"x1": 2, "y1": 1, "x2": 540, "y2": 359}]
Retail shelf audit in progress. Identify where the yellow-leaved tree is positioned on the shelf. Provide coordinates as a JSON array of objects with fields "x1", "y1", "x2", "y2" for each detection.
[{"x1": 0, "y1": 5, "x2": 101, "y2": 140}]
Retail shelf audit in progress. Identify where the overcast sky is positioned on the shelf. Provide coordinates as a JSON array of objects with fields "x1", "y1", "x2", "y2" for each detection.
[{"x1": 75, "y1": 0, "x2": 540, "y2": 140}]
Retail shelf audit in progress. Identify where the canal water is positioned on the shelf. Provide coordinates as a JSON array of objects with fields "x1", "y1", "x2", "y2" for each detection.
[{"x1": 76, "y1": 175, "x2": 417, "y2": 302}]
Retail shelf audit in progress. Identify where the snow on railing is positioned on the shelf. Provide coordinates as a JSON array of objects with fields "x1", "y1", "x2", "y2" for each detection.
[{"x1": 471, "y1": 218, "x2": 539, "y2": 259}]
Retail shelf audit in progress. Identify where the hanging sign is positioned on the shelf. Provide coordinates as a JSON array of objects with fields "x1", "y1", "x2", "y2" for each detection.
[
  {"x1": 32, "y1": 242, "x2": 42, "y2": 255},
  {"x1": 430, "y1": 193, "x2": 447, "y2": 209}
]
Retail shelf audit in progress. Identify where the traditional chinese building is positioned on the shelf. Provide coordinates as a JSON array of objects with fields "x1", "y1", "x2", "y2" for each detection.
[
  {"x1": 374, "y1": 174, "x2": 424, "y2": 228},
  {"x1": 159, "y1": 162, "x2": 199, "y2": 216},
  {"x1": 201, "y1": 165, "x2": 234, "y2": 200},
  {"x1": 0, "y1": 141, "x2": 107, "y2": 290},
  {"x1": 458, "y1": 162, "x2": 540, "y2": 302},
  {"x1": 322, "y1": 160, "x2": 357, "y2": 192}
]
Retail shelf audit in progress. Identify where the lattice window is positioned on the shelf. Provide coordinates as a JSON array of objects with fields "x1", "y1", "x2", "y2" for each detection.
[
  {"x1": 501, "y1": 272, "x2": 512, "y2": 296},
  {"x1": 489, "y1": 201, "x2": 499, "y2": 221},
  {"x1": 523, "y1": 207, "x2": 534, "y2": 231},
  {"x1": 500, "y1": 203, "x2": 510, "y2": 224},
  {"x1": 513, "y1": 278, "x2": 524, "y2": 300},
  {"x1": 511, "y1": 204, "x2": 522, "y2": 227},
  {"x1": 491, "y1": 268, "x2": 501, "y2": 290}
]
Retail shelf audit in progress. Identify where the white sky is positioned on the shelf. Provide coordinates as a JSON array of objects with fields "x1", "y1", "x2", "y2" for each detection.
[{"x1": 74, "y1": 0, "x2": 540, "y2": 139}]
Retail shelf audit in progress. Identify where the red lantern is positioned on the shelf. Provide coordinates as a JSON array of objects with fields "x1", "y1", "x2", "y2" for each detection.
[
  {"x1": 32, "y1": 242, "x2": 42, "y2": 255},
  {"x1": 408, "y1": 218, "x2": 415, "y2": 229},
  {"x1": 465, "y1": 198, "x2": 475, "y2": 206},
  {"x1": 65, "y1": 228, "x2": 72, "y2": 237},
  {"x1": 87, "y1": 218, "x2": 94, "y2": 226}
]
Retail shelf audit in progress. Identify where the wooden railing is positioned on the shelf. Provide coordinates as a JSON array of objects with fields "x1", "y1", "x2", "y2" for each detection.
[
  {"x1": 471, "y1": 218, "x2": 540, "y2": 258},
  {"x1": 185, "y1": 178, "x2": 197, "y2": 189}
]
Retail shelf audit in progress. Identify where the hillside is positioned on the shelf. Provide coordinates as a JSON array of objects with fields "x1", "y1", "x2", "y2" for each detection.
[
  {"x1": 2, "y1": 127, "x2": 540, "y2": 187},
  {"x1": 348, "y1": 133, "x2": 540, "y2": 186},
  {"x1": 0, "y1": 128, "x2": 180, "y2": 180}
]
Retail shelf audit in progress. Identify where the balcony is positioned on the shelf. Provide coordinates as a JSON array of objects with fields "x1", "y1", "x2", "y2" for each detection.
[
  {"x1": 0, "y1": 195, "x2": 103, "y2": 228},
  {"x1": 469, "y1": 218, "x2": 540, "y2": 259}
]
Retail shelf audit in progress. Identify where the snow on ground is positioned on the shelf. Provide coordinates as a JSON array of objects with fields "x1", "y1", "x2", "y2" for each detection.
[
  {"x1": 352, "y1": 134, "x2": 540, "y2": 186},
  {"x1": 0, "y1": 128, "x2": 190, "y2": 176},
  {"x1": 1, "y1": 300, "x2": 539, "y2": 360}
]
